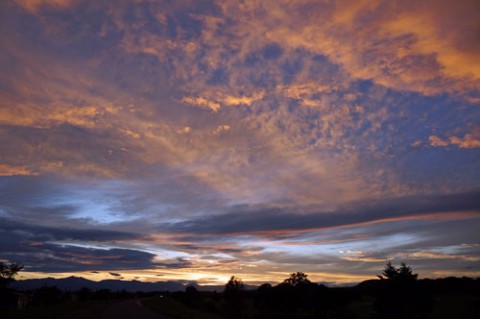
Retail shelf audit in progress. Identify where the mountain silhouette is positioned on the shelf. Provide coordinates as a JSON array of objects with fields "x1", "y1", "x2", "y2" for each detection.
[{"x1": 12, "y1": 276, "x2": 188, "y2": 292}]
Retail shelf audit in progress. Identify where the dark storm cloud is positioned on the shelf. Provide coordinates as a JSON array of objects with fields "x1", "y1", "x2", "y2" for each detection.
[
  {"x1": 7, "y1": 244, "x2": 158, "y2": 272},
  {"x1": 167, "y1": 191, "x2": 480, "y2": 235},
  {"x1": 0, "y1": 205, "x2": 202, "y2": 272},
  {"x1": 0, "y1": 218, "x2": 140, "y2": 243},
  {"x1": 0, "y1": 222, "x2": 191, "y2": 272},
  {"x1": 0, "y1": 207, "x2": 156, "y2": 272},
  {"x1": 0, "y1": 215, "x2": 151, "y2": 272}
]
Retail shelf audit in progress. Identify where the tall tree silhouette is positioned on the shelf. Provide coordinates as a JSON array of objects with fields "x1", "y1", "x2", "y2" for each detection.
[
  {"x1": 0, "y1": 262, "x2": 24, "y2": 310},
  {"x1": 375, "y1": 261, "x2": 426, "y2": 319},
  {"x1": 225, "y1": 276, "x2": 245, "y2": 292},
  {"x1": 397, "y1": 262, "x2": 418, "y2": 282},
  {"x1": 378, "y1": 261, "x2": 418, "y2": 282},
  {"x1": 224, "y1": 276, "x2": 245, "y2": 318},
  {"x1": 0, "y1": 262, "x2": 23, "y2": 288},
  {"x1": 378, "y1": 261, "x2": 398, "y2": 280}
]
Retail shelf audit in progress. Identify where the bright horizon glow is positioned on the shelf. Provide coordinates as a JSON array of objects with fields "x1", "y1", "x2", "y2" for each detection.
[{"x1": 17, "y1": 270, "x2": 375, "y2": 286}]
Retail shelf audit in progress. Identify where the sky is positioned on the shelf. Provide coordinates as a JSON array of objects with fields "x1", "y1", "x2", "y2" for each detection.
[{"x1": 0, "y1": 0, "x2": 479, "y2": 286}]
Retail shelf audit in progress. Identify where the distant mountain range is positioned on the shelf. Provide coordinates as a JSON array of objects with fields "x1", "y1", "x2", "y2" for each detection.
[{"x1": 11, "y1": 276, "x2": 227, "y2": 292}]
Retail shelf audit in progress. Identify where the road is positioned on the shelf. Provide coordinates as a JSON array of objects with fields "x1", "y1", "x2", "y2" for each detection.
[{"x1": 64, "y1": 299, "x2": 171, "y2": 319}]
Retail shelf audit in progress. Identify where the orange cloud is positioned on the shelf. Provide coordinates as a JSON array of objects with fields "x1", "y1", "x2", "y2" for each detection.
[
  {"x1": 181, "y1": 91, "x2": 264, "y2": 112},
  {"x1": 0, "y1": 104, "x2": 103, "y2": 129},
  {"x1": 213, "y1": 124, "x2": 231, "y2": 135},
  {"x1": 15, "y1": 0, "x2": 75, "y2": 13},
  {"x1": 384, "y1": 11, "x2": 480, "y2": 82},
  {"x1": 279, "y1": 82, "x2": 333, "y2": 105},
  {"x1": 220, "y1": 91, "x2": 265, "y2": 106},
  {"x1": 429, "y1": 131, "x2": 480, "y2": 149},
  {"x1": 409, "y1": 251, "x2": 480, "y2": 262},
  {"x1": 1, "y1": 0, "x2": 476, "y2": 202},
  {"x1": 428, "y1": 135, "x2": 449, "y2": 147},
  {"x1": 221, "y1": 0, "x2": 480, "y2": 95},
  {"x1": 177, "y1": 126, "x2": 192, "y2": 134},
  {"x1": 449, "y1": 133, "x2": 480, "y2": 149},
  {"x1": 181, "y1": 96, "x2": 221, "y2": 112},
  {"x1": 0, "y1": 163, "x2": 35, "y2": 176}
]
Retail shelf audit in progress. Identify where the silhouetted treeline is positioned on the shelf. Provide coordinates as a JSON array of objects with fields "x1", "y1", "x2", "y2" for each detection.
[
  {"x1": 161, "y1": 274, "x2": 480, "y2": 319},
  {"x1": 1, "y1": 263, "x2": 479, "y2": 318}
]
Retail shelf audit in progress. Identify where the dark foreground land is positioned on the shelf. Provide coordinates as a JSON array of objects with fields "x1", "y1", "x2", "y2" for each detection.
[
  {"x1": 0, "y1": 298, "x2": 170, "y2": 319},
  {"x1": 1, "y1": 276, "x2": 479, "y2": 319},
  {"x1": 66, "y1": 299, "x2": 171, "y2": 319},
  {"x1": 141, "y1": 277, "x2": 480, "y2": 319}
]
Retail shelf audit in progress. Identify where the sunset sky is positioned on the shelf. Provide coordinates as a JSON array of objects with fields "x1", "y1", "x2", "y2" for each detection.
[{"x1": 1, "y1": 0, "x2": 479, "y2": 286}]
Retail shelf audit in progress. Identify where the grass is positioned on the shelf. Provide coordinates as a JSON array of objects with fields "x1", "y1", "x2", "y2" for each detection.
[{"x1": 142, "y1": 296, "x2": 226, "y2": 319}]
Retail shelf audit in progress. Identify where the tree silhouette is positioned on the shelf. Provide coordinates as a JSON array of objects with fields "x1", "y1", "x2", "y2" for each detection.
[
  {"x1": 184, "y1": 285, "x2": 200, "y2": 306},
  {"x1": 375, "y1": 261, "x2": 424, "y2": 319},
  {"x1": 397, "y1": 262, "x2": 418, "y2": 282},
  {"x1": 378, "y1": 261, "x2": 418, "y2": 282},
  {"x1": 225, "y1": 276, "x2": 245, "y2": 293},
  {"x1": 283, "y1": 272, "x2": 311, "y2": 286},
  {"x1": 0, "y1": 262, "x2": 23, "y2": 288},
  {"x1": 378, "y1": 261, "x2": 398, "y2": 280},
  {"x1": 224, "y1": 276, "x2": 245, "y2": 318}
]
